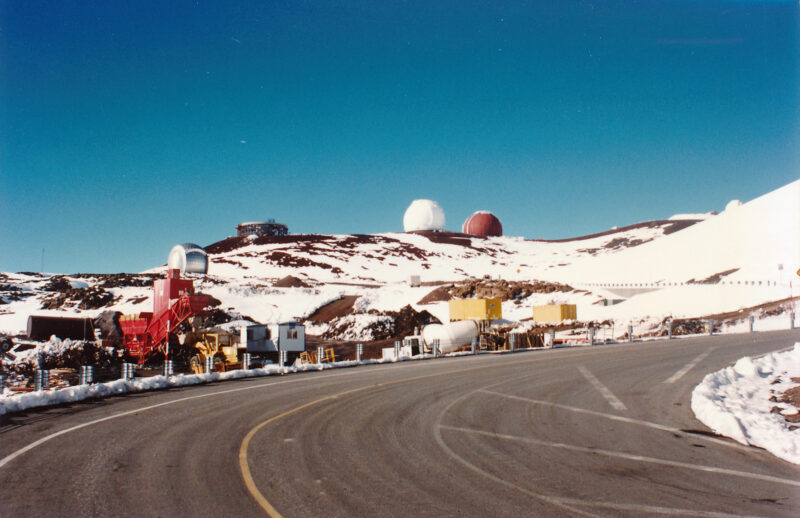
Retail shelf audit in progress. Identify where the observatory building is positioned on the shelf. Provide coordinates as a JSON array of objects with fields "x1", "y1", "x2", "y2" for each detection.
[
  {"x1": 403, "y1": 199, "x2": 446, "y2": 232},
  {"x1": 462, "y1": 211, "x2": 503, "y2": 238},
  {"x1": 167, "y1": 243, "x2": 209, "y2": 275},
  {"x1": 236, "y1": 219, "x2": 288, "y2": 237}
]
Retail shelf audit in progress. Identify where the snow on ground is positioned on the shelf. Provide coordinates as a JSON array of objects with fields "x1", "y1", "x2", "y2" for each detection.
[
  {"x1": 692, "y1": 343, "x2": 800, "y2": 464},
  {"x1": 0, "y1": 349, "x2": 481, "y2": 415},
  {"x1": 1, "y1": 180, "x2": 797, "y2": 341}
]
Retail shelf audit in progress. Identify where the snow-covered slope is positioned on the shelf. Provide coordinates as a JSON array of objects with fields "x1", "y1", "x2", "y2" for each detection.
[
  {"x1": 564, "y1": 179, "x2": 800, "y2": 285},
  {"x1": 1, "y1": 180, "x2": 797, "y2": 338}
]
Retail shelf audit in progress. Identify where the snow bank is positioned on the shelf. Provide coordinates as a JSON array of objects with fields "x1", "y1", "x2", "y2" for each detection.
[
  {"x1": 691, "y1": 343, "x2": 800, "y2": 464},
  {"x1": 0, "y1": 349, "x2": 495, "y2": 416}
]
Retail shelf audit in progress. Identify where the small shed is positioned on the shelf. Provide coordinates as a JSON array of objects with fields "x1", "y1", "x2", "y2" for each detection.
[
  {"x1": 277, "y1": 322, "x2": 305, "y2": 352},
  {"x1": 532, "y1": 304, "x2": 577, "y2": 323},
  {"x1": 449, "y1": 298, "x2": 502, "y2": 321}
]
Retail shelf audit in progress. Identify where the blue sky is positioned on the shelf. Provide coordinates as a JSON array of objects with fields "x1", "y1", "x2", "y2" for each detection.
[{"x1": 1, "y1": 0, "x2": 798, "y2": 273}]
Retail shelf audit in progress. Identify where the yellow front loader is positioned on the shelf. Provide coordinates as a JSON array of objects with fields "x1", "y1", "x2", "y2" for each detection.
[{"x1": 189, "y1": 331, "x2": 244, "y2": 374}]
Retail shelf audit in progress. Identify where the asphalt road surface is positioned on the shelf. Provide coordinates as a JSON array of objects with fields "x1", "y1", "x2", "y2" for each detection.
[{"x1": 2, "y1": 329, "x2": 799, "y2": 517}]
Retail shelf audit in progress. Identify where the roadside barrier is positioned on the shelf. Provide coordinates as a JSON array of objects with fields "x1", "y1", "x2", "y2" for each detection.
[{"x1": 79, "y1": 365, "x2": 93, "y2": 385}]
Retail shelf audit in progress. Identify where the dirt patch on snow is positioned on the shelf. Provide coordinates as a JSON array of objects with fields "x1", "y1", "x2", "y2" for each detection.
[
  {"x1": 40, "y1": 277, "x2": 116, "y2": 310},
  {"x1": 319, "y1": 305, "x2": 441, "y2": 341},
  {"x1": 418, "y1": 278, "x2": 572, "y2": 304},
  {"x1": 273, "y1": 275, "x2": 311, "y2": 288},
  {"x1": 306, "y1": 296, "x2": 359, "y2": 322},
  {"x1": 696, "y1": 268, "x2": 740, "y2": 284},
  {"x1": 535, "y1": 219, "x2": 699, "y2": 244},
  {"x1": 417, "y1": 286, "x2": 452, "y2": 304}
]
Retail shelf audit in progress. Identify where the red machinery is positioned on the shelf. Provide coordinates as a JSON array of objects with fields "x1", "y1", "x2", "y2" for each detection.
[{"x1": 119, "y1": 269, "x2": 210, "y2": 364}]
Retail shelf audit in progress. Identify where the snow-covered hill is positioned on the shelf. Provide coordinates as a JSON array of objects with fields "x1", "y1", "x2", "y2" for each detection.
[{"x1": 1, "y1": 180, "x2": 797, "y2": 339}]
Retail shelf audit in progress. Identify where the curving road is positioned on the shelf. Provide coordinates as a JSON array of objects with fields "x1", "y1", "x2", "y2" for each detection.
[{"x1": 1, "y1": 329, "x2": 799, "y2": 517}]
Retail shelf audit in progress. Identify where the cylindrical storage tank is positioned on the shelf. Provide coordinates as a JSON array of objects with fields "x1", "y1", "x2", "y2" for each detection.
[
  {"x1": 168, "y1": 243, "x2": 208, "y2": 274},
  {"x1": 403, "y1": 199, "x2": 445, "y2": 232},
  {"x1": 421, "y1": 321, "x2": 478, "y2": 354},
  {"x1": 462, "y1": 211, "x2": 503, "y2": 238}
]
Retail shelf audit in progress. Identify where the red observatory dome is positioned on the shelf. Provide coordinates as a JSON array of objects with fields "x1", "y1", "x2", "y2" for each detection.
[{"x1": 462, "y1": 211, "x2": 503, "y2": 237}]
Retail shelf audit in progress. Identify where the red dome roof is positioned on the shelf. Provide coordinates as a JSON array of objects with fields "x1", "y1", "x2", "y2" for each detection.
[{"x1": 462, "y1": 211, "x2": 503, "y2": 237}]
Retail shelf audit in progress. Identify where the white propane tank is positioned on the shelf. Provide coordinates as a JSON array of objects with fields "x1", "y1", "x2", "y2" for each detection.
[{"x1": 421, "y1": 321, "x2": 478, "y2": 354}]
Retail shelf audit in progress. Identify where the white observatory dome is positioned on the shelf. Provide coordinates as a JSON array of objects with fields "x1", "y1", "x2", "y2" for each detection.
[
  {"x1": 725, "y1": 199, "x2": 742, "y2": 212},
  {"x1": 168, "y1": 243, "x2": 209, "y2": 274},
  {"x1": 403, "y1": 199, "x2": 445, "y2": 232}
]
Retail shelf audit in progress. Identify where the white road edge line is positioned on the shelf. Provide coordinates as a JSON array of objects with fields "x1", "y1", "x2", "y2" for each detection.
[
  {"x1": 440, "y1": 425, "x2": 800, "y2": 488},
  {"x1": 0, "y1": 371, "x2": 361, "y2": 470},
  {"x1": 434, "y1": 383, "x2": 755, "y2": 517},
  {"x1": 577, "y1": 365, "x2": 627, "y2": 411},
  {"x1": 665, "y1": 349, "x2": 712, "y2": 384}
]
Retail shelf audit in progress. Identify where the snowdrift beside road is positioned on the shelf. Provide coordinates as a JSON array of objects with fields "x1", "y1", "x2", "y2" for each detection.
[{"x1": 691, "y1": 343, "x2": 800, "y2": 464}]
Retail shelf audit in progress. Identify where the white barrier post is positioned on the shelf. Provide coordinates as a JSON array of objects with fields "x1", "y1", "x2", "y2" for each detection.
[
  {"x1": 791, "y1": 312, "x2": 796, "y2": 330},
  {"x1": 164, "y1": 360, "x2": 174, "y2": 377},
  {"x1": 628, "y1": 325, "x2": 634, "y2": 343},
  {"x1": 204, "y1": 356, "x2": 213, "y2": 374},
  {"x1": 279, "y1": 350, "x2": 286, "y2": 368},
  {"x1": 317, "y1": 346, "x2": 324, "y2": 366},
  {"x1": 243, "y1": 353, "x2": 251, "y2": 370},
  {"x1": 588, "y1": 327, "x2": 595, "y2": 346},
  {"x1": 667, "y1": 320, "x2": 673, "y2": 340},
  {"x1": 549, "y1": 329, "x2": 556, "y2": 348},
  {"x1": 708, "y1": 319, "x2": 714, "y2": 335},
  {"x1": 509, "y1": 333, "x2": 516, "y2": 352},
  {"x1": 749, "y1": 315, "x2": 755, "y2": 333},
  {"x1": 433, "y1": 338, "x2": 440, "y2": 357},
  {"x1": 394, "y1": 340, "x2": 401, "y2": 359},
  {"x1": 356, "y1": 343, "x2": 363, "y2": 362},
  {"x1": 471, "y1": 337, "x2": 477, "y2": 354}
]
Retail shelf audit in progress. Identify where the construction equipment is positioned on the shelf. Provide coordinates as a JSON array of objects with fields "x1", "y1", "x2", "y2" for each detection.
[
  {"x1": 299, "y1": 347, "x2": 336, "y2": 364},
  {"x1": 189, "y1": 331, "x2": 244, "y2": 374},
  {"x1": 119, "y1": 268, "x2": 211, "y2": 364}
]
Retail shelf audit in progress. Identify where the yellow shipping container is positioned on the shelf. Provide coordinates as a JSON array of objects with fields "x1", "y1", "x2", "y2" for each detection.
[
  {"x1": 449, "y1": 298, "x2": 502, "y2": 321},
  {"x1": 532, "y1": 304, "x2": 577, "y2": 323}
]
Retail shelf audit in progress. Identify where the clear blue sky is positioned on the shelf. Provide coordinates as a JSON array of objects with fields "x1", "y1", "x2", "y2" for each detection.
[{"x1": 1, "y1": 0, "x2": 798, "y2": 273}]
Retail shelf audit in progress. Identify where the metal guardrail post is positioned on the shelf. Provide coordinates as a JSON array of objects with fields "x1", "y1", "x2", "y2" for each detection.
[
  {"x1": 549, "y1": 329, "x2": 555, "y2": 348},
  {"x1": 243, "y1": 353, "x2": 251, "y2": 370},
  {"x1": 164, "y1": 360, "x2": 174, "y2": 377},
  {"x1": 749, "y1": 315, "x2": 755, "y2": 333},
  {"x1": 34, "y1": 369, "x2": 50, "y2": 390},
  {"x1": 471, "y1": 337, "x2": 477, "y2": 354},
  {"x1": 356, "y1": 343, "x2": 363, "y2": 362},
  {"x1": 433, "y1": 338, "x2": 439, "y2": 357},
  {"x1": 708, "y1": 319, "x2": 714, "y2": 335},
  {"x1": 667, "y1": 320, "x2": 673, "y2": 340},
  {"x1": 628, "y1": 325, "x2": 634, "y2": 343},
  {"x1": 588, "y1": 327, "x2": 595, "y2": 346},
  {"x1": 205, "y1": 356, "x2": 213, "y2": 374},
  {"x1": 316, "y1": 346, "x2": 324, "y2": 366},
  {"x1": 791, "y1": 312, "x2": 796, "y2": 330},
  {"x1": 509, "y1": 333, "x2": 516, "y2": 352},
  {"x1": 394, "y1": 340, "x2": 401, "y2": 359},
  {"x1": 79, "y1": 365, "x2": 94, "y2": 385},
  {"x1": 279, "y1": 350, "x2": 286, "y2": 367}
]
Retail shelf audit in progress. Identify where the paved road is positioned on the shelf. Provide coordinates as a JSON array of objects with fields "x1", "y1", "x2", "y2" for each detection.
[{"x1": 1, "y1": 329, "x2": 799, "y2": 517}]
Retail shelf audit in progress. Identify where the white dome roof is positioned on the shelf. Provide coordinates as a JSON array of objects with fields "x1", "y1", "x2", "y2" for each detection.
[
  {"x1": 403, "y1": 199, "x2": 445, "y2": 232},
  {"x1": 168, "y1": 243, "x2": 208, "y2": 274},
  {"x1": 725, "y1": 199, "x2": 742, "y2": 212}
]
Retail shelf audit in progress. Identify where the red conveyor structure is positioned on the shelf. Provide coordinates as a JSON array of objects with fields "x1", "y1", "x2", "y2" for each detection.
[{"x1": 119, "y1": 269, "x2": 210, "y2": 364}]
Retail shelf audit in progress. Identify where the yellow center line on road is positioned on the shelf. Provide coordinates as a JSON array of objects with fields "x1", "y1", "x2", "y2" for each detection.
[{"x1": 237, "y1": 358, "x2": 550, "y2": 517}]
